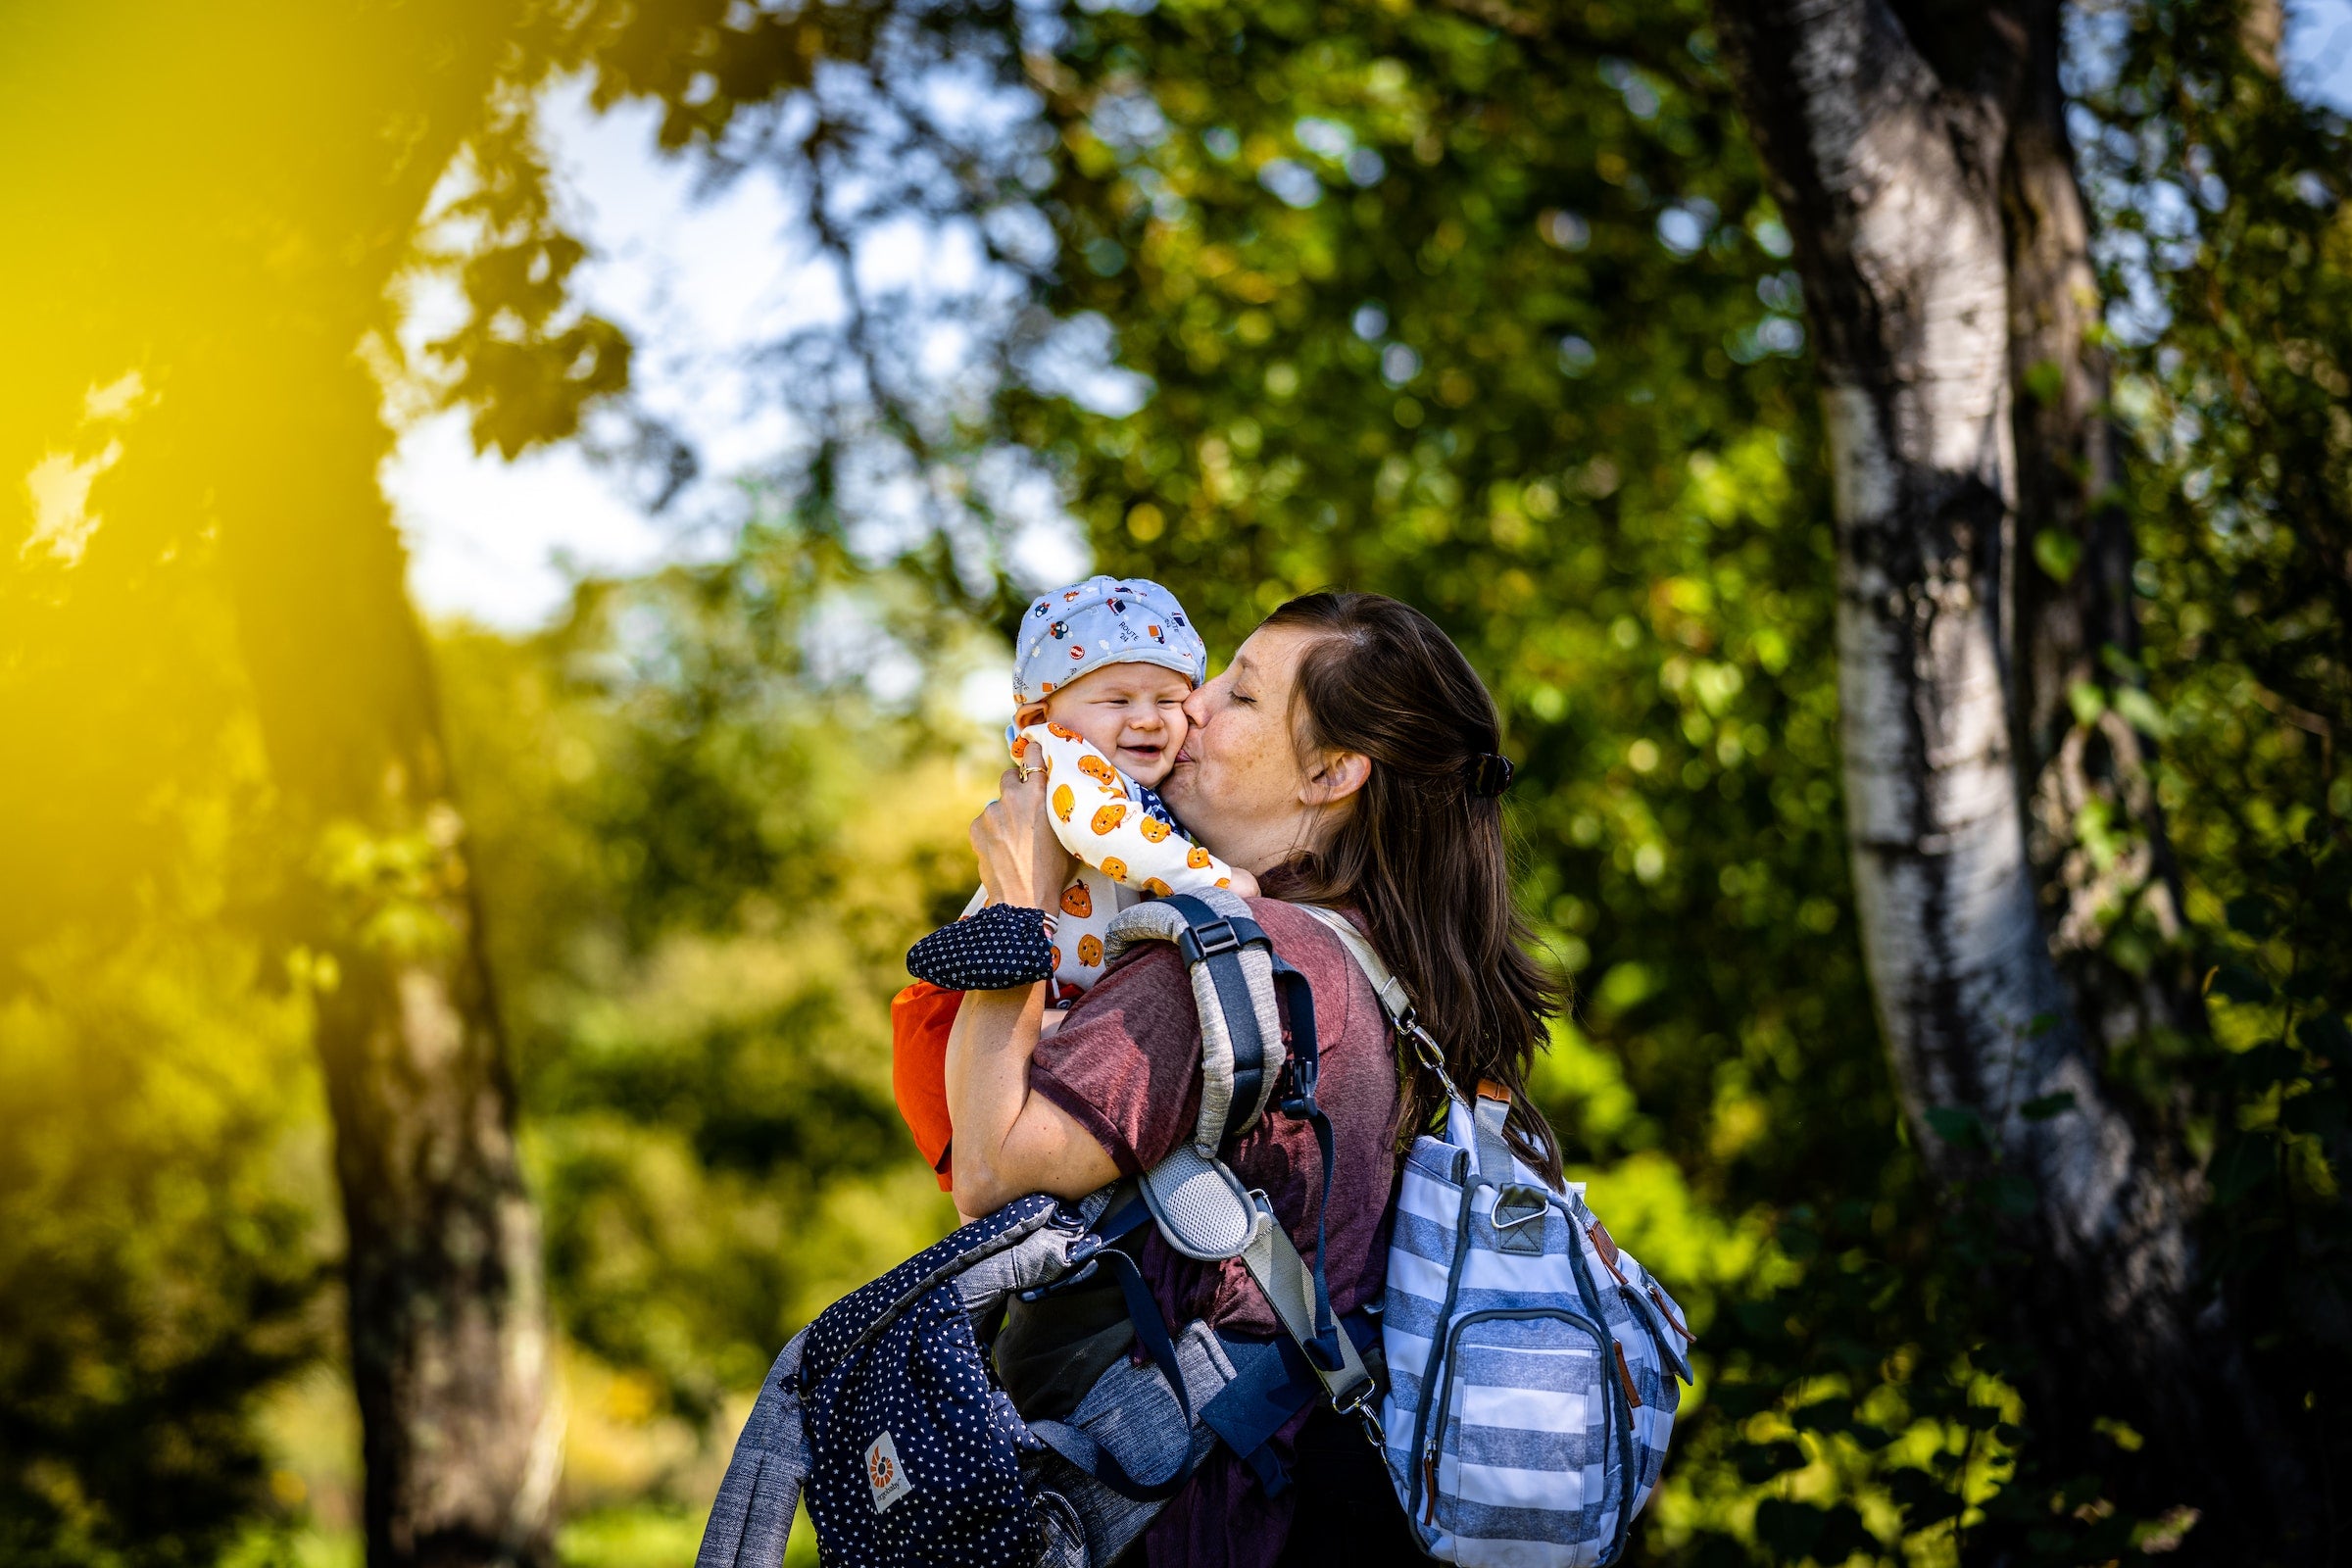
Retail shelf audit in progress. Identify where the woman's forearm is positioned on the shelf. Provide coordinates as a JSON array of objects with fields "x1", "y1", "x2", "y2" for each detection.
[
  {"x1": 951, "y1": 766, "x2": 1122, "y2": 1214},
  {"x1": 944, "y1": 983, "x2": 1045, "y2": 1214},
  {"x1": 944, "y1": 984, "x2": 1120, "y2": 1214}
]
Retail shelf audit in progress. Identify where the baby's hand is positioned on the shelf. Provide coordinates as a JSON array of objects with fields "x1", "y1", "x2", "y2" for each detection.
[{"x1": 1225, "y1": 866, "x2": 1260, "y2": 899}]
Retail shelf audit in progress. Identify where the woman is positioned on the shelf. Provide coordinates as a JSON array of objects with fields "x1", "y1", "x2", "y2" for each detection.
[{"x1": 949, "y1": 592, "x2": 1565, "y2": 1567}]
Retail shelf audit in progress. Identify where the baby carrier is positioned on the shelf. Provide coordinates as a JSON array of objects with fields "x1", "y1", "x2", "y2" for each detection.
[{"x1": 693, "y1": 892, "x2": 1690, "y2": 1568}]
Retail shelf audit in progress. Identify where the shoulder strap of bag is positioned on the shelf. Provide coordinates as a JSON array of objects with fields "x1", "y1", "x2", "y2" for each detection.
[{"x1": 1293, "y1": 904, "x2": 1516, "y2": 1183}]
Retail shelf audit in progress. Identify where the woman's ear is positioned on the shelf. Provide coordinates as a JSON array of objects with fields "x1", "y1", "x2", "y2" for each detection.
[{"x1": 1301, "y1": 749, "x2": 1371, "y2": 807}]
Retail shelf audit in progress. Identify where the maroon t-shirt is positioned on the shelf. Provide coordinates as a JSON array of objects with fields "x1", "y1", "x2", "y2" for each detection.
[{"x1": 1031, "y1": 899, "x2": 1403, "y2": 1567}]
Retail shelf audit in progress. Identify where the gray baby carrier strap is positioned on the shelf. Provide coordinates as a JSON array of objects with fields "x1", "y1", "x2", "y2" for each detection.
[{"x1": 1108, "y1": 891, "x2": 1376, "y2": 1420}]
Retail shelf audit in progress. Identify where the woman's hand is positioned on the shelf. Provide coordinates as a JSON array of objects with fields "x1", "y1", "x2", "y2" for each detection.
[{"x1": 970, "y1": 765, "x2": 1073, "y2": 911}]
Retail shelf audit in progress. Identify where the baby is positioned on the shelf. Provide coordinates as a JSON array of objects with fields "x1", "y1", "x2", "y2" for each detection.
[{"x1": 892, "y1": 574, "x2": 1247, "y2": 1187}]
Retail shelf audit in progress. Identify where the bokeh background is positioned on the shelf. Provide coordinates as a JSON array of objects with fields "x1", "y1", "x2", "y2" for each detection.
[{"x1": 5, "y1": 2, "x2": 2352, "y2": 1565}]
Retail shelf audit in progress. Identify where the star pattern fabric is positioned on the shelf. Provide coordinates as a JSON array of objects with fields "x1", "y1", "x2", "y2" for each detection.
[{"x1": 906, "y1": 903, "x2": 1056, "y2": 991}]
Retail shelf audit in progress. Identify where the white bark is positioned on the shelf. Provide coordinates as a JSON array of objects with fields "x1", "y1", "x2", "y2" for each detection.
[
  {"x1": 1788, "y1": 5, "x2": 2143, "y2": 1267},
  {"x1": 1715, "y1": 0, "x2": 2315, "y2": 1537}
]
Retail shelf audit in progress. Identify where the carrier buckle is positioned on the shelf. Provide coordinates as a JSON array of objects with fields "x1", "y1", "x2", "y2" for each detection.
[{"x1": 1178, "y1": 918, "x2": 1243, "y2": 962}]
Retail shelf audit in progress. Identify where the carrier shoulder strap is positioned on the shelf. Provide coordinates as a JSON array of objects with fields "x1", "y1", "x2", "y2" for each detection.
[
  {"x1": 1103, "y1": 892, "x2": 1375, "y2": 1415},
  {"x1": 1104, "y1": 890, "x2": 1286, "y2": 1152}
]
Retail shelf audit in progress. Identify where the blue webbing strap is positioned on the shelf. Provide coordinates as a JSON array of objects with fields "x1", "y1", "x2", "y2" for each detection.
[
  {"x1": 1200, "y1": 1311, "x2": 1381, "y2": 1495},
  {"x1": 1266, "y1": 948, "x2": 1344, "y2": 1372},
  {"x1": 1026, "y1": 1203, "x2": 1198, "y2": 1501},
  {"x1": 1163, "y1": 894, "x2": 1269, "y2": 1143}
]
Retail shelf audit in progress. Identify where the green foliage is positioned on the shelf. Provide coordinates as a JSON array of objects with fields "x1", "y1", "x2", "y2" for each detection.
[
  {"x1": 436, "y1": 527, "x2": 997, "y2": 1423},
  {"x1": 427, "y1": 94, "x2": 635, "y2": 462},
  {"x1": 0, "y1": 865, "x2": 327, "y2": 1566},
  {"x1": 1005, "y1": 6, "x2": 1988, "y2": 1560},
  {"x1": 2080, "y1": 0, "x2": 2352, "y2": 1500},
  {"x1": 9, "y1": 1, "x2": 2352, "y2": 1563}
]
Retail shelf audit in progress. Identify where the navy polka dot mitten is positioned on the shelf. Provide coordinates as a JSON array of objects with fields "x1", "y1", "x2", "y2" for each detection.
[{"x1": 906, "y1": 903, "x2": 1055, "y2": 990}]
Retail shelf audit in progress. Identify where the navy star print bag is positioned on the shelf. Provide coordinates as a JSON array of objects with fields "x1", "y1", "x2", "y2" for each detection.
[{"x1": 798, "y1": 1202, "x2": 1046, "y2": 1566}]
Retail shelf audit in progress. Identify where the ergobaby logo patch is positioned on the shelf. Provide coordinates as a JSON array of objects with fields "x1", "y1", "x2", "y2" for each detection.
[{"x1": 864, "y1": 1430, "x2": 912, "y2": 1512}]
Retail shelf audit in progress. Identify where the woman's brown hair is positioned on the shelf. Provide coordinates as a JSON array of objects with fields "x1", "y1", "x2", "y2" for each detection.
[{"x1": 1262, "y1": 591, "x2": 1568, "y2": 1183}]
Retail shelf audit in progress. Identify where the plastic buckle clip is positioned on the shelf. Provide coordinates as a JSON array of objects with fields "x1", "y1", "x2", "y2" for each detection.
[{"x1": 1178, "y1": 918, "x2": 1243, "y2": 963}]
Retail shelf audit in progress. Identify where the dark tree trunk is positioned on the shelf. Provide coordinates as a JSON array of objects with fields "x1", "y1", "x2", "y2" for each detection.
[
  {"x1": 2001, "y1": 1, "x2": 2193, "y2": 1040},
  {"x1": 1711, "y1": 0, "x2": 2317, "y2": 1553},
  {"x1": 190, "y1": 8, "x2": 559, "y2": 1563},
  {"x1": 214, "y1": 349, "x2": 560, "y2": 1568}
]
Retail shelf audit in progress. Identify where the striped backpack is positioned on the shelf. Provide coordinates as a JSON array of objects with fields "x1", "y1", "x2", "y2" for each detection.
[{"x1": 1298, "y1": 907, "x2": 1695, "y2": 1568}]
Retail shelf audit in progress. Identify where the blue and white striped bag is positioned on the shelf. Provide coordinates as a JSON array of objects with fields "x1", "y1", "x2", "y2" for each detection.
[{"x1": 1298, "y1": 909, "x2": 1694, "y2": 1567}]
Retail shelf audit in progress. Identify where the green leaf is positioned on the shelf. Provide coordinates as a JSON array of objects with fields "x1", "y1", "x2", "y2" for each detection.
[
  {"x1": 2209, "y1": 1132, "x2": 2278, "y2": 1206},
  {"x1": 1886, "y1": 1466, "x2": 1964, "y2": 1528},
  {"x1": 1752, "y1": 1497, "x2": 1825, "y2": 1558},
  {"x1": 2297, "y1": 1013, "x2": 2351, "y2": 1061},
  {"x1": 2023, "y1": 358, "x2": 2066, "y2": 405},
  {"x1": 2020, "y1": 1090, "x2": 2077, "y2": 1121},
  {"x1": 1987, "y1": 1172, "x2": 2039, "y2": 1216},
  {"x1": 1735, "y1": 1439, "x2": 1808, "y2": 1485},
  {"x1": 2067, "y1": 679, "x2": 2107, "y2": 726},
  {"x1": 2225, "y1": 896, "x2": 2275, "y2": 937},
  {"x1": 2225, "y1": 1043, "x2": 2300, "y2": 1092},
  {"x1": 2035, "y1": 527, "x2": 2083, "y2": 584},
  {"x1": 2279, "y1": 1091, "x2": 2346, "y2": 1138},
  {"x1": 2113, "y1": 684, "x2": 2169, "y2": 737},
  {"x1": 1924, "y1": 1105, "x2": 1989, "y2": 1151},
  {"x1": 1705, "y1": 1380, "x2": 1774, "y2": 1419},
  {"x1": 2207, "y1": 962, "x2": 2274, "y2": 1004},
  {"x1": 1788, "y1": 1396, "x2": 1854, "y2": 1434}
]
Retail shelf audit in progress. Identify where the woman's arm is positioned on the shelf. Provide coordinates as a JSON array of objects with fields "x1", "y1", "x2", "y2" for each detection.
[
  {"x1": 946, "y1": 766, "x2": 1122, "y2": 1215},
  {"x1": 944, "y1": 987, "x2": 1118, "y2": 1214}
]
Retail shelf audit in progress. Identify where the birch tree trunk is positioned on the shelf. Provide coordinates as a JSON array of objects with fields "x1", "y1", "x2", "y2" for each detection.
[{"x1": 1711, "y1": 0, "x2": 2316, "y2": 1549}]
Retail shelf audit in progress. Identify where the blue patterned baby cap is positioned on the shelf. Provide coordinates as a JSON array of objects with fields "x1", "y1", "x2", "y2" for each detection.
[{"x1": 1014, "y1": 575, "x2": 1208, "y2": 706}]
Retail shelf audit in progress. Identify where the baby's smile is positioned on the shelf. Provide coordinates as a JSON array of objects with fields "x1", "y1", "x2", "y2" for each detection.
[{"x1": 1114, "y1": 732, "x2": 1170, "y2": 779}]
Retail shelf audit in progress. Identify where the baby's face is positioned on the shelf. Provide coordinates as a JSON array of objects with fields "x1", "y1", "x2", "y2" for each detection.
[{"x1": 1028, "y1": 662, "x2": 1194, "y2": 786}]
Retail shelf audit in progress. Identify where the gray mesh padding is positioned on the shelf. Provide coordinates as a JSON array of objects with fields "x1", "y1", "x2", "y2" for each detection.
[
  {"x1": 1103, "y1": 902, "x2": 1234, "y2": 1149},
  {"x1": 1138, "y1": 1145, "x2": 1260, "y2": 1261}
]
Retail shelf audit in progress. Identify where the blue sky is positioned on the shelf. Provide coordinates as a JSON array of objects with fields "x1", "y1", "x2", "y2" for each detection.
[{"x1": 388, "y1": 3, "x2": 2352, "y2": 631}]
